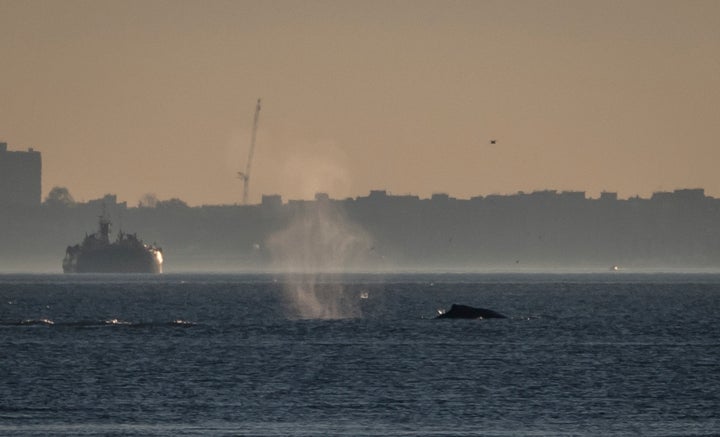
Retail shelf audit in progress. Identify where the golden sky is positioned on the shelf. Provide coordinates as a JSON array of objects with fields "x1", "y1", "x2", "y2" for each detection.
[{"x1": 1, "y1": 0, "x2": 719, "y2": 205}]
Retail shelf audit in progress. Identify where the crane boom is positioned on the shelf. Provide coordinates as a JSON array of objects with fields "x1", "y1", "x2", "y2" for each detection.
[{"x1": 238, "y1": 98, "x2": 262, "y2": 205}]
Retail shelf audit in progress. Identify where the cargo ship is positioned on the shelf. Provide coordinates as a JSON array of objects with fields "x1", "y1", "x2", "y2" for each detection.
[{"x1": 63, "y1": 214, "x2": 163, "y2": 273}]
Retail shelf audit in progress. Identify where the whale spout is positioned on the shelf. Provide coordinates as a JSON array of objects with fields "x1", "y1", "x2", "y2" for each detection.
[{"x1": 436, "y1": 304, "x2": 507, "y2": 319}]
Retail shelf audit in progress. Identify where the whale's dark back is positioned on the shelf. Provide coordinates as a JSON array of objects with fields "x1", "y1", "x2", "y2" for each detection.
[{"x1": 436, "y1": 303, "x2": 507, "y2": 319}]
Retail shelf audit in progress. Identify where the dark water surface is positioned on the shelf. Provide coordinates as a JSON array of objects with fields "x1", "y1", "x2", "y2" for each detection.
[{"x1": 1, "y1": 273, "x2": 719, "y2": 436}]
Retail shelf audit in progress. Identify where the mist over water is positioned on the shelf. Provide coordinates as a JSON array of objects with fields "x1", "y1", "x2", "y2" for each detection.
[{"x1": 266, "y1": 201, "x2": 374, "y2": 319}]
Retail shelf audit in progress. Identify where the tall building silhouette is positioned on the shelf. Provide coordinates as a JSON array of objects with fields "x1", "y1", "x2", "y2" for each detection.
[{"x1": 0, "y1": 141, "x2": 42, "y2": 207}]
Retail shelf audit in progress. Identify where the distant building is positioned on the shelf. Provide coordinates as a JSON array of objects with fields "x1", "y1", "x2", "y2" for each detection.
[
  {"x1": 0, "y1": 141, "x2": 42, "y2": 207},
  {"x1": 559, "y1": 191, "x2": 586, "y2": 201},
  {"x1": 651, "y1": 191, "x2": 674, "y2": 202},
  {"x1": 652, "y1": 188, "x2": 706, "y2": 204},
  {"x1": 356, "y1": 190, "x2": 389, "y2": 206},
  {"x1": 314, "y1": 192, "x2": 330, "y2": 202},
  {"x1": 367, "y1": 190, "x2": 388, "y2": 200},
  {"x1": 599, "y1": 192, "x2": 618, "y2": 201},
  {"x1": 529, "y1": 190, "x2": 558, "y2": 199},
  {"x1": 673, "y1": 188, "x2": 705, "y2": 201},
  {"x1": 262, "y1": 194, "x2": 283, "y2": 209},
  {"x1": 87, "y1": 194, "x2": 127, "y2": 211}
]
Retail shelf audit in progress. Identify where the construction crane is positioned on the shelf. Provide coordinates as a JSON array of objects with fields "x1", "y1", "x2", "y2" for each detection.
[{"x1": 238, "y1": 98, "x2": 262, "y2": 205}]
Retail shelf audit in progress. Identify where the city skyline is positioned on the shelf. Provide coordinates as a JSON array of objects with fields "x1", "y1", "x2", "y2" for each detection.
[{"x1": 1, "y1": 0, "x2": 719, "y2": 206}]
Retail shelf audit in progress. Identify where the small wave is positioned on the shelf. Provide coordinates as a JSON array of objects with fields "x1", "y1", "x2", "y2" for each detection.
[
  {"x1": 169, "y1": 319, "x2": 196, "y2": 327},
  {"x1": 103, "y1": 318, "x2": 132, "y2": 326},
  {"x1": 18, "y1": 318, "x2": 55, "y2": 326},
  {"x1": 1, "y1": 319, "x2": 198, "y2": 328},
  {"x1": 0, "y1": 318, "x2": 55, "y2": 326}
]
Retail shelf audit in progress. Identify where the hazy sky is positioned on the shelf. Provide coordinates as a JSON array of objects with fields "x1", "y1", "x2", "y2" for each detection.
[{"x1": 1, "y1": 0, "x2": 719, "y2": 205}]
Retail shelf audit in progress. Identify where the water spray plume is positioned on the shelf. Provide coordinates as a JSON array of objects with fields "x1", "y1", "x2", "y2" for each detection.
[{"x1": 267, "y1": 201, "x2": 374, "y2": 319}]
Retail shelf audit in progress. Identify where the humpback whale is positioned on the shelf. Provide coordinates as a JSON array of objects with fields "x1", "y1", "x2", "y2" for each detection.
[{"x1": 436, "y1": 304, "x2": 507, "y2": 319}]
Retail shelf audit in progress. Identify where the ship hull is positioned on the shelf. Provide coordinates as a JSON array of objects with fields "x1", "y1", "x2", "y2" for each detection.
[{"x1": 63, "y1": 246, "x2": 162, "y2": 274}]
